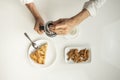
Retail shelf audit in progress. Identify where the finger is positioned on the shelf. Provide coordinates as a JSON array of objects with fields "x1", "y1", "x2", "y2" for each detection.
[
  {"x1": 37, "y1": 30, "x2": 43, "y2": 34},
  {"x1": 50, "y1": 25, "x2": 65, "y2": 33},
  {"x1": 54, "y1": 29, "x2": 65, "y2": 35},
  {"x1": 37, "y1": 27, "x2": 44, "y2": 34},
  {"x1": 34, "y1": 23, "x2": 43, "y2": 34},
  {"x1": 51, "y1": 27, "x2": 67, "y2": 35},
  {"x1": 55, "y1": 25, "x2": 66, "y2": 31},
  {"x1": 34, "y1": 27, "x2": 43, "y2": 34},
  {"x1": 54, "y1": 23, "x2": 67, "y2": 29},
  {"x1": 55, "y1": 27, "x2": 65, "y2": 30},
  {"x1": 39, "y1": 28, "x2": 44, "y2": 32},
  {"x1": 52, "y1": 19, "x2": 64, "y2": 25},
  {"x1": 49, "y1": 26, "x2": 55, "y2": 32},
  {"x1": 51, "y1": 20, "x2": 65, "y2": 29},
  {"x1": 56, "y1": 31, "x2": 66, "y2": 35},
  {"x1": 57, "y1": 28, "x2": 70, "y2": 35}
]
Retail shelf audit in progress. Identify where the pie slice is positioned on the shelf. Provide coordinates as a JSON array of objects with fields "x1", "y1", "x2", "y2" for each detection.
[{"x1": 30, "y1": 43, "x2": 48, "y2": 64}]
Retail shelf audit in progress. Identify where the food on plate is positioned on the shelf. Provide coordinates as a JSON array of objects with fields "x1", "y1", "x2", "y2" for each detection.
[
  {"x1": 67, "y1": 48, "x2": 89, "y2": 63},
  {"x1": 30, "y1": 43, "x2": 48, "y2": 64}
]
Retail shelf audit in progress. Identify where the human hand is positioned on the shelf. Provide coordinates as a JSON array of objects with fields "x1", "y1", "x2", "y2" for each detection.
[
  {"x1": 50, "y1": 18, "x2": 75, "y2": 35},
  {"x1": 34, "y1": 18, "x2": 44, "y2": 34}
]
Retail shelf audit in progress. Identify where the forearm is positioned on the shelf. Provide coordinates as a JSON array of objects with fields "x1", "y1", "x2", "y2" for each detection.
[
  {"x1": 69, "y1": 0, "x2": 106, "y2": 26},
  {"x1": 26, "y1": 3, "x2": 44, "y2": 22},
  {"x1": 69, "y1": 9, "x2": 90, "y2": 26}
]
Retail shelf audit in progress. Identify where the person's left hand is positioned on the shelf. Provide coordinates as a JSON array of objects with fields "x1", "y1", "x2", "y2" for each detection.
[{"x1": 50, "y1": 18, "x2": 75, "y2": 35}]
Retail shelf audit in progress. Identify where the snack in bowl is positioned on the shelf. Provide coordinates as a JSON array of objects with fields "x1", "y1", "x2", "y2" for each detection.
[
  {"x1": 30, "y1": 43, "x2": 48, "y2": 64},
  {"x1": 67, "y1": 48, "x2": 89, "y2": 63}
]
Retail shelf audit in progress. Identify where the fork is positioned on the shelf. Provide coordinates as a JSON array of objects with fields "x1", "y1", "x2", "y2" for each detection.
[{"x1": 24, "y1": 32, "x2": 38, "y2": 49}]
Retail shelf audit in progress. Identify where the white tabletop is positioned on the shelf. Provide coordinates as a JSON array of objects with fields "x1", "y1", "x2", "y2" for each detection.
[{"x1": 0, "y1": 0, "x2": 120, "y2": 80}]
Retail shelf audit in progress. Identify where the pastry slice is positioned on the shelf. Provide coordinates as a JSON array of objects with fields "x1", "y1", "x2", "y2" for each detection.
[{"x1": 30, "y1": 43, "x2": 48, "y2": 64}]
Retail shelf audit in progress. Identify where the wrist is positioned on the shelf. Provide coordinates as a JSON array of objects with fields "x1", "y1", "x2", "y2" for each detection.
[
  {"x1": 35, "y1": 17, "x2": 44, "y2": 25},
  {"x1": 68, "y1": 17, "x2": 78, "y2": 27},
  {"x1": 35, "y1": 16, "x2": 42, "y2": 20},
  {"x1": 63, "y1": 18, "x2": 76, "y2": 28},
  {"x1": 70, "y1": 9, "x2": 90, "y2": 26}
]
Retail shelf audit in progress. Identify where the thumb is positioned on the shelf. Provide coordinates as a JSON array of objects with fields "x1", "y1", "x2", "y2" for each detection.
[{"x1": 55, "y1": 24, "x2": 66, "y2": 30}]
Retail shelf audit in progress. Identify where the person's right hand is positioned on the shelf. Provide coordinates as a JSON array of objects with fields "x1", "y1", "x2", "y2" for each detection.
[{"x1": 34, "y1": 18, "x2": 44, "y2": 34}]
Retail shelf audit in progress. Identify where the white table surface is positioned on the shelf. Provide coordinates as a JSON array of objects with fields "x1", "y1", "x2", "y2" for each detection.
[{"x1": 0, "y1": 0, "x2": 120, "y2": 80}]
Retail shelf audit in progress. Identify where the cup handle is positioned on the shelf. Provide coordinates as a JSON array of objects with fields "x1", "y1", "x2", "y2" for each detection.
[{"x1": 48, "y1": 23, "x2": 53, "y2": 27}]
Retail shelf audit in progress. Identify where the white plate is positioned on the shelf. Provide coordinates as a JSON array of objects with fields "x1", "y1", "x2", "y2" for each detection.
[
  {"x1": 28, "y1": 38, "x2": 56, "y2": 68},
  {"x1": 65, "y1": 46, "x2": 91, "y2": 64}
]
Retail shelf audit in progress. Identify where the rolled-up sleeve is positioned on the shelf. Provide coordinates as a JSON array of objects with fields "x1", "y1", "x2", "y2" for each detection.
[
  {"x1": 21, "y1": 0, "x2": 33, "y2": 4},
  {"x1": 83, "y1": 0, "x2": 106, "y2": 17}
]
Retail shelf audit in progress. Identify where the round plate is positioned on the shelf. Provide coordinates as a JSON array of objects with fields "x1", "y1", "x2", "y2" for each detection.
[{"x1": 27, "y1": 38, "x2": 56, "y2": 68}]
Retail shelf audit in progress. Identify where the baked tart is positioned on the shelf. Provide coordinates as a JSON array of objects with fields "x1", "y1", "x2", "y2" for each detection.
[{"x1": 30, "y1": 43, "x2": 48, "y2": 64}]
